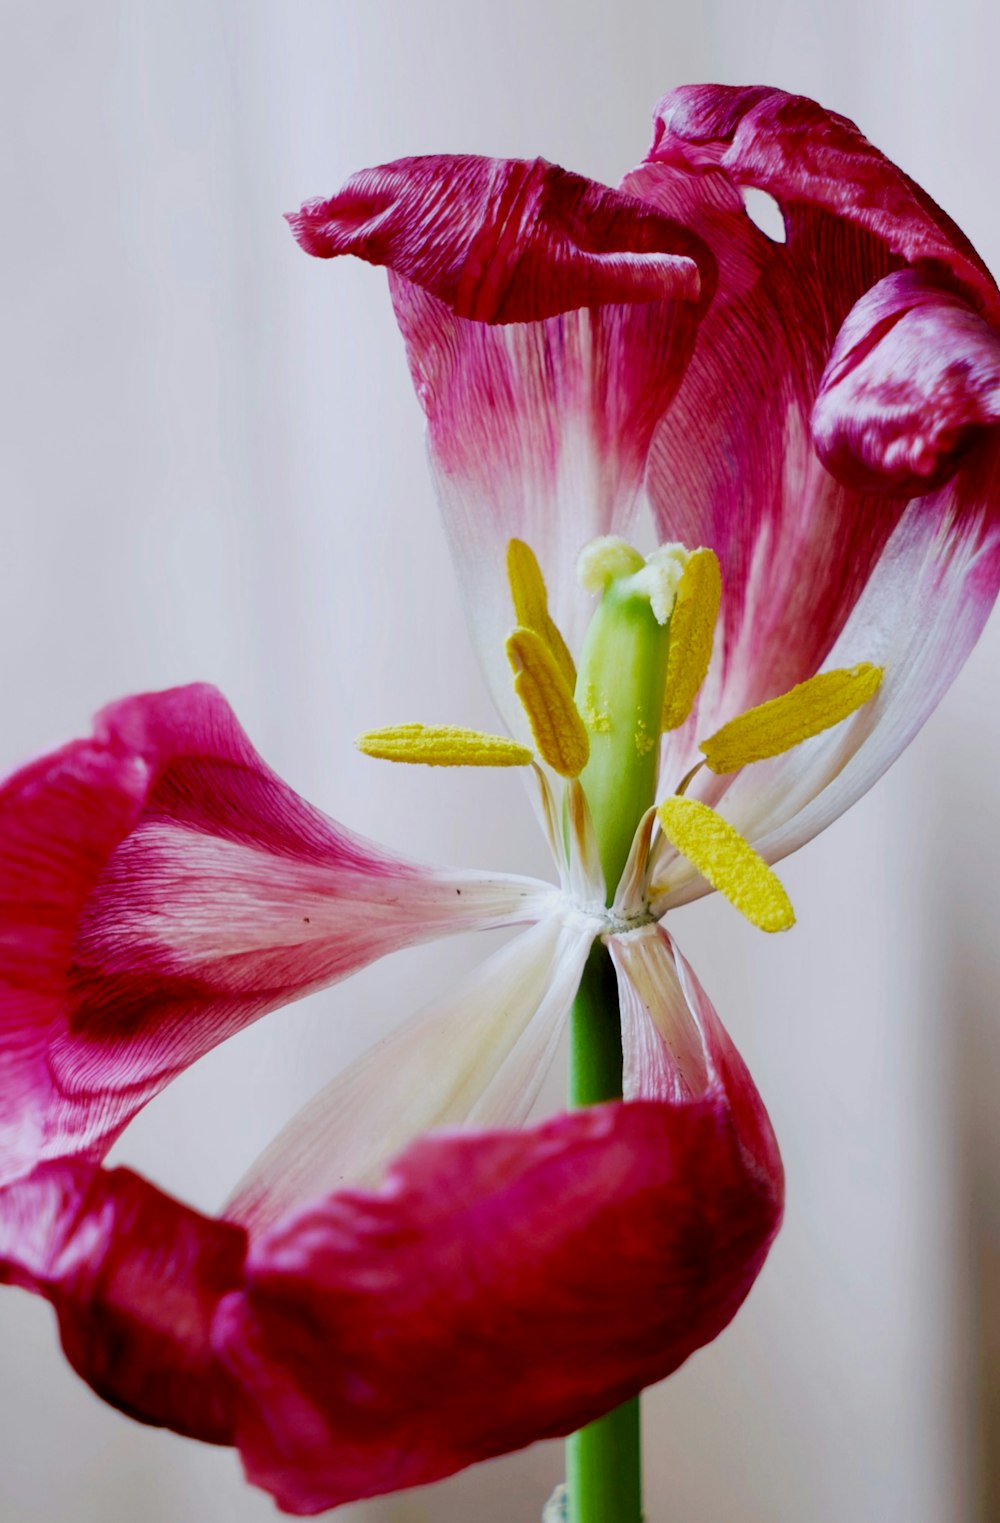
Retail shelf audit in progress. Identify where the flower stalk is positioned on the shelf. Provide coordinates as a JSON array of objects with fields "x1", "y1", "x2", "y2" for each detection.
[{"x1": 567, "y1": 947, "x2": 643, "y2": 1523}]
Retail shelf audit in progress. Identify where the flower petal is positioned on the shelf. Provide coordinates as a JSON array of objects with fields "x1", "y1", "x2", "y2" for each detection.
[
  {"x1": 214, "y1": 1089, "x2": 783, "y2": 1511},
  {"x1": 289, "y1": 155, "x2": 705, "y2": 324},
  {"x1": 0, "y1": 1160, "x2": 244, "y2": 1442},
  {"x1": 291, "y1": 154, "x2": 714, "y2": 732},
  {"x1": 651, "y1": 459, "x2": 1000, "y2": 901},
  {"x1": 812, "y1": 269, "x2": 1000, "y2": 494},
  {"x1": 642, "y1": 84, "x2": 999, "y2": 322},
  {"x1": 622, "y1": 85, "x2": 1000, "y2": 868},
  {"x1": 1, "y1": 684, "x2": 550, "y2": 1182},
  {"x1": 224, "y1": 912, "x2": 596, "y2": 1233}
]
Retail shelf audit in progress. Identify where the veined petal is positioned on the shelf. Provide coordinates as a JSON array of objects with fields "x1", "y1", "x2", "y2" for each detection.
[
  {"x1": 291, "y1": 153, "x2": 714, "y2": 734},
  {"x1": 224, "y1": 913, "x2": 596, "y2": 1233},
  {"x1": 623, "y1": 85, "x2": 1000, "y2": 862},
  {"x1": 1, "y1": 930, "x2": 781, "y2": 1515},
  {"x1": 813, "y1": 269, "x2": 1000, "y2": 495},
  {"x1": 289, "y1": 155, "x2": 704, "y2": 323},
  {"x1": 215, "y1": 1091, "x2": 783, "y2": 1512},
  {"x1": 0, "y1": 684, "x2": 551, "y2": 1183},
  {"x1": 643, "y1": 85, "x2": 999, "y2": 322},
  {"x1": 0, "y1": 1160, "x2": 244, "y2": 1442},
  {"x1": 608, "y1": 921, "x2": 782, "y2": 1181},
  {"x1": 651, "y1": 461, "x2": 1000, "y2": 902}
]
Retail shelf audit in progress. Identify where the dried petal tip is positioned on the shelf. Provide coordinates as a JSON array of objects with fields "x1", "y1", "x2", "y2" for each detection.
[{"x1": 288, "y1": 155, "x2": 707, "y2": 323}]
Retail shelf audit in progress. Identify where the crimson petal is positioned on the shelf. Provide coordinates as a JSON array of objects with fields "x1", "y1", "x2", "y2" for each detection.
[
  {"x1": 289, "y1": 154, "x2": 706, "y2": 324},
  {"x1": 0, "y1": 1160, "x2": 244, "y2": 1442},
  {"x1": 0, "y1": 683, "x2": 546, "y2": 1183},
  {"x1": 215, "y1": 1041, "x2": 781, "y2": 1511},
  {"x1": 623, "y1": 84, "x2": 1000, "y2": 859},
  {"x1": 290, "y1": 154, "x2": 715, "y2": 737},
  {"x1": 813, "y1": 268, "x2": 1000, "y2": 494}
]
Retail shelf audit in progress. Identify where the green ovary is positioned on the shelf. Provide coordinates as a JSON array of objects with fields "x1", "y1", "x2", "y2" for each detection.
[{"x1": 574, "y1": 574, "x2": 673, "y2": 900}]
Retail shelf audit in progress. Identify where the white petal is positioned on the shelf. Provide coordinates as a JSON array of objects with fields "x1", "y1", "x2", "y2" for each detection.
[
  {"x1": 224, "y1": 912, "x2": 597, "y2": 1232},
  {"x1": 607, "y1": 923, "x2": 715, "y2": 1102}
]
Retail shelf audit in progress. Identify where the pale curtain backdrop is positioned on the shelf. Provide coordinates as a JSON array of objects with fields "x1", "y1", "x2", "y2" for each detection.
[{"x1": 2, "y1": 3, "x2": 998, "y2": 1521}]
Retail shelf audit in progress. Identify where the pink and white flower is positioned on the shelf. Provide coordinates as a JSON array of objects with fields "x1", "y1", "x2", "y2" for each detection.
[{"x1": 1, "y1": 84, "x2": 998, "y2": 1515}]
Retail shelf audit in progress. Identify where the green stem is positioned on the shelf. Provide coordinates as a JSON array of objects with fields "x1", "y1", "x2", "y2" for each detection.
[{"x1": 566, "y1": 947, "x2": 642, "y2": 1523}]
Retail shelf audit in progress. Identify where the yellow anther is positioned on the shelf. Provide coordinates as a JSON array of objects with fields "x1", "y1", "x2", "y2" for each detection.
[
  {"x1": 661, "y1": 547, "x2": 722, "y2": 731},
  {"x1": 700, "y1": 663, "x2": 884, "y2": 774},
  {"x1": 506, "y1": 626, "x2": 590, "y2": 778},
  {"x1": 507, "y1": 539, "x2": 577, "y2": 689},
  {"x1": 656, "y1": 796, "x2": 795, "y2": 933},
  {"x1": 357, "y1": 724, "x2": 533, "y2": 767}
]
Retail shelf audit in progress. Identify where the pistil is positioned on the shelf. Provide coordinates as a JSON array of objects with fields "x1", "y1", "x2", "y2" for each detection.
[{"x1": 574, "y1": 540, "x2": 685, "y2": 900}]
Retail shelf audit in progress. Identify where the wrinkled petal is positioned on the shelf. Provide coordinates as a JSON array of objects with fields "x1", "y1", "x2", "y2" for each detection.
[
  {"x1": 1, "y1": 684, "x2": 551, "y2": 1182},
  {"x1": 225, "y1": 912, "x2": 597, "y2": 1233},
  {"x1": 607, "y1": 923, "x2": 781, "y2": 1180},
  {"x1": 0, "y1": 1160, "x2": 244, "y2": 1442},
  {"x1": 813, "y1": 268, "x2": 1000, "y2": 494},
  {"x1": 622, "y1": 85, "x2": 1000, "y2": 866},
  {"x1": 214, "y1": 1082, "x2": 783, "y2": 1512},
  {"x1": 650, "y1": 456, "x2": 1000, "y2": 902},
  {"x1": 642, "y1": 84, "x2": 999, "y2": 322},
  {"x1": 291, "y1": 155, "x2": 714, "y2": 734},
  {"x1": 289, "y1": 155, "x2": 704, "y2": 323}
]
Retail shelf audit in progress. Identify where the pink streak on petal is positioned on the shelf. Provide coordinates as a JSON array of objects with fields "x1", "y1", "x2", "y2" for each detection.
[
  {"x1": 290, "y1": 153, "x2": 715, "y2": 733},
  {"x1": 390, "y1": 277, "x2": 706, "y2": 735},
  {"x1": 646, "y1": 85, "x2": 1000, "y2": 323},
  {"x1": 215, "y1": 1044, "x2": 782, "y2": 1511},
  {"x1": 1, "y1": 684, "x2": 546, "y2": 1183},
  {"x1": 813, "y1": 269, "x2": 1000, "y2": 494},
  {"x1": 625, "y1": 89, "x2": 1000, "y2": 828},
  {"x1": 288, "y1": 155, "x2": 704, "y2": 323},
  {"x1": 0, "y1": 1160, "x2": 244, "y2": 1442},
  {"x1": 0, "y1": 741, "x2": 148, "y2": 1183},
  {"x1": 651, "y1": 451, "x2": 1000, "y2": 899},
  {"x1": 609, "y1": 923, "x2": 781, "y2": 1184}
]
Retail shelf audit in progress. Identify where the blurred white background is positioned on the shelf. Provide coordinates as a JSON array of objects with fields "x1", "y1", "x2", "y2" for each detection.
[{"x1": 2, "y1": 2, "x2": 999, "y2": 1520}]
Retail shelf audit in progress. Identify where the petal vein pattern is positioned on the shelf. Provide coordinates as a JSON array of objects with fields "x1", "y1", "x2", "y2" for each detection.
[
  {"x1": 0, "y1": 685, "x2": 552, "y2": 1184},
  {"x1": 225, "y1": 913, "x2": 596, "y2": 1233}
]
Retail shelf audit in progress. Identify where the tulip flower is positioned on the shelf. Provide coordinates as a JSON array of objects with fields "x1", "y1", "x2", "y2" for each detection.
[{"x1": 2, "y1": 84, "x2": 999, "y2": 1519}]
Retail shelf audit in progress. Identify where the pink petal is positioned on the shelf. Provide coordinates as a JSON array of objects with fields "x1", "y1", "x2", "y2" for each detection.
[
  {"x1": 214, "y1": 1080, "x2": 783, "y2": 1512},
  {"x1": 813, "y1": 269, "x2": 1000, "y2": 494},
  {"x1": 1, "y1": 684, "x2": 548, "y2": 1182},
  {"x1": 650, "y1": 455, "x2": 1000, "y2": 902},
  {"x1": 289, "y1": 155, "x2": 705, "y2": 324},
  {"x1": 644, "y1": 84, "x2": 999, "y2": 323},
  {"x1": 621, "y1": 86, "x2": 1000, "y2": 860},
  {"x1": 224, "y1": 913, "x2": 594, "y2": 1233},
  {"x1": 0, "y1": 1160, "x2": 244, "y2": 1442},
  {"x1": 291, "y1": 155, "x2": 714, "y2": 732}
]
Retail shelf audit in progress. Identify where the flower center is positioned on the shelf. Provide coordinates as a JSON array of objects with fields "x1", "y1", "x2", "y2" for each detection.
[{"x1": 353, "y1": 533, "x2": 885, "y2": 937}]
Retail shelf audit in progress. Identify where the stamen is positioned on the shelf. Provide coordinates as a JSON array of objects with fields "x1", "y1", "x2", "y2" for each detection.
[
  {"x1": 700, "y1": 663, "x2": 884, "y2": 774},
  {"x1": 507, "y1": 538, "x2": 577, "y2": 689},
  {"x1": 656, "y1": 796, "x2": 795, "y2": 933},
  {"x1": 661, "y1": 547, "x2": 721, "y2": 731},
  {"x1": 357, "y1": 724, "x2": 533, "y2": 767},
  {"x1": 506, "y1": 626, "x2": 590, "y2": 778}
]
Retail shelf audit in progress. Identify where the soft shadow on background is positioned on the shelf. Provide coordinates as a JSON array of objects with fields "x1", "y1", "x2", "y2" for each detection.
[{"x1": 2, "y1": 2, "x2": 999, "y2": 1520}]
